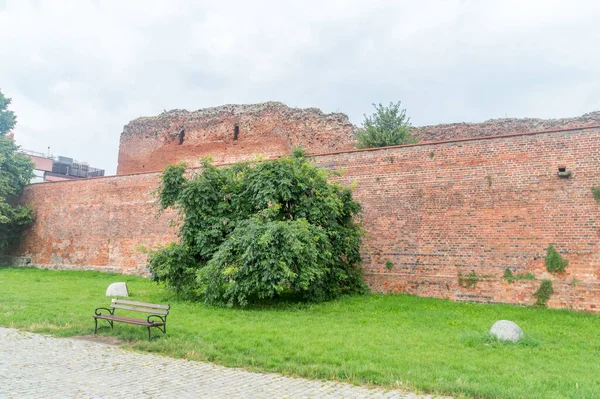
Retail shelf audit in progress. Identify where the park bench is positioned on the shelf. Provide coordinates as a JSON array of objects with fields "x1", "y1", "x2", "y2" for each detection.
[{"x1": 93, "y1": 299, "x2": 170, "y2": 341}]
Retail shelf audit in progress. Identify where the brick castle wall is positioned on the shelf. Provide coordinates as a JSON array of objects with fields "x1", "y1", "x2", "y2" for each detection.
[
  {"x1": 315, "y1": 127, "x2": 600, "y2": 312},
  {"x1": 413, "y1": 111, "x2": 600, "y2": 142},
  {"x1": 16, "y1": 126, "x2": 600, "y2": 311},
  {"x1": 117, "y1": 102, "x2": 356, "y2": 175},
  {"x1": 17, "y1": 172, "x2": 177, "y2": 275}
]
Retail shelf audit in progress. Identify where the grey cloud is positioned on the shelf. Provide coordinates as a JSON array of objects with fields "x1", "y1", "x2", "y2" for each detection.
[{"x1": 0, "y1": 0, "x2": 599, "y2": 174}]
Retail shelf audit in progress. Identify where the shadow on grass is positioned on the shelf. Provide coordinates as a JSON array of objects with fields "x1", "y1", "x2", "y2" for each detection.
[{"x1": 460, "y1": 332, "x2": 541, "y2": 348}]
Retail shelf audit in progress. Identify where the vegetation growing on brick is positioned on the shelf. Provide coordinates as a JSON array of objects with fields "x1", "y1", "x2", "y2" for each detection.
[
  {"x1": 533, "y1": 279, "x2": 554, "y2": 307},
  {"x1": 592, "y1": 187, "x2": 600, "y2": 204},
  {"x1": 545, "y1": 245, "x2": 568, "y2": 273},
  {"x1": 385, "y1": 259, "x2": 394, "y2": 270},
  {"x1": 458, "y1": 271, "x2": 488, "y2": 288},
  {"x1": 356, "y1": 101, "x2": 418, "y2": 149},
  {"x1": 503, "y1": 268, "x2": 536, "y2": 283}
]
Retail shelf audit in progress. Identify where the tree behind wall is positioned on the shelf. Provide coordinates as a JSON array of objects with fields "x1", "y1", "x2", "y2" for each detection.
[
  {"x1": 356, "y1": 101, "x2": 418, "y2": 149},
  {"x1": 0, "y1": 89, "x2": 34, "y2": 253}
]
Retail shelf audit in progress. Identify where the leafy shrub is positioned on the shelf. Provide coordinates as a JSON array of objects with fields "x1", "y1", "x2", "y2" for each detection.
[
  {"x1": 148, "y1": 148, "x2": 367, "y2": 306},
  {"x1": 545, "y1": 245, "x2": 568, "y2": 273},
  {"x1": 533, "y1": 279, "x2": 554, "y2": 308},
  {"x1": 356, "y1": 102, "x2": 418, "y2": 149}
]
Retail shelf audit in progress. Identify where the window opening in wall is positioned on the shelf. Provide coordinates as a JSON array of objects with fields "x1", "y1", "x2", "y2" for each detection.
[
  {"x1": 178, "y1": 129, "x2": 185, "y2": 145},
  {"x1": 234, "y1": 125, "x2": 239, "y2": 140}
]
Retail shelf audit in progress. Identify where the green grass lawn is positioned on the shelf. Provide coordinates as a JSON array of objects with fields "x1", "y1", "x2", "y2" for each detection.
[{"x1": 1, "y1": 267, "x2": 599, "y2": 398}]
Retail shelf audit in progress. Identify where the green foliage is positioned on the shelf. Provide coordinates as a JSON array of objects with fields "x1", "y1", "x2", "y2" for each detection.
[
  {"x1": 148, "y1": 149, "x2": 367, "y2": 306},
  {"x1": 458, "y1": 270, "x2": 492, "y2": 288},
  {"x1": 503, "y1": 268, "x2": 536, "y2": 283},
  {"x1": 356, "y1": 102, "x2": 418, "y2": 149},
  {"x1": 533, "y1": 279, "x2": 554, "y2": 308},
  {"x1": 592, "y1": 187, "x2": 600, "y2": 204},
  {"x1": 147, "y1": 242, "x2": 198, "y2": 299},
  {"x1": 385, "y1": 259, "x2": 394, "y2": 270},
  {"x1": 545, "y1": 244, "x2": 568, "y2": 273},
  {"x1": 0, "y1": 90, "x2": 17, "y2": 136},
  {"x1": 0, "y1": 90, "x2": 34, "y2": 253}
]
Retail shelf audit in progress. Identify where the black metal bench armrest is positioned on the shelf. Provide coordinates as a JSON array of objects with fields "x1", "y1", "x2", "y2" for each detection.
[
  {"x1": 147, "y1": 314, "x2": 166, "y2": 324},
  {"x1": 94, "y1": 307, "x2": 115, "y2": 316}
]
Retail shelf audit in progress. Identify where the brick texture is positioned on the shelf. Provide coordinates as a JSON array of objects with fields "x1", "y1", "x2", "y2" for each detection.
[
  {"x1": 16, "y1": 126, "x2": 600, "y2": 312},
  {"x1": 17, "y1": 173, "x2": 176, "y2": 274},
  {"x1": 314, "y1": 127, "x2": 600, "y2": 312},
  {"x1": 412, "y1": 111, "x2": 600, "y2": 142},
  {"x1": 117, "y1": 102, "x2": 356, "y2": 175}
]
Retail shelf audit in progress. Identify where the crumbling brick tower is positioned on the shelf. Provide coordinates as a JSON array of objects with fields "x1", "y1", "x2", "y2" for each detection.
[{"x1": 116, "y1": 102, "x2": 356, "y2": 175}]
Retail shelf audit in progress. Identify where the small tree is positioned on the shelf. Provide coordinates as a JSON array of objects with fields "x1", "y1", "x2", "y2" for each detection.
[
  {"x1": 0, "y1": 89, "x2": 34, "y2": 253},
  {"x1": 0, "y1": 90, "x2": 17, "y2": 136},
  {"x1": 149, "y1": 148, "x2": 367, "y2": 306},
  {"x1": 356, "y1": 101, "x2": 418, "y2": 149}
]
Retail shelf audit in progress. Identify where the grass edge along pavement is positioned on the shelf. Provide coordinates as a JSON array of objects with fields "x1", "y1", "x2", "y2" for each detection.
[{"x1": 1, "y1": 267, "x2": 599, "y2": 399}]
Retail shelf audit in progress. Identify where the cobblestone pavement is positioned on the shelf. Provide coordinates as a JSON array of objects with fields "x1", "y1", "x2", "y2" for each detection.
[{"x1": 0, "y1": 327, "x2": 448, "y2": 399}]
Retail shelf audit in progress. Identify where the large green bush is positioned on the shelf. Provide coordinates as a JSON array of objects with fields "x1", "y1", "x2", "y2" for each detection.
[{"x1": 148, "y1": 149, "x2": 367, "y2": 306}]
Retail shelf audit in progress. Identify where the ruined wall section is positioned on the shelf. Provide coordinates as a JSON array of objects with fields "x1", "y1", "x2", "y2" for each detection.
[
  {"x1": 413, "y1": 111, "x2": 600, "y2": 142},
  {"x1": 16, "y1": 126, "x2": 600, "y2": 312},
  {"x1": 117, "y1": 102, "x2": 356, "y2": 175}
]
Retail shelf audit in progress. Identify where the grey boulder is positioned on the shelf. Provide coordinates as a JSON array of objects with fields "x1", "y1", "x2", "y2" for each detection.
[
  {"x1": 106, "y1": 282, "x2": 129, "y2": 297},
  {"x1": 490, "y1": 320, "x2": 524, "y2": 342}
]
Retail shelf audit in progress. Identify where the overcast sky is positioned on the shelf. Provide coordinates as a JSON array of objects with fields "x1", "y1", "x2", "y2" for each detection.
[{"x1": 1, "y1": 0, "x2": 599, "y2": 174}]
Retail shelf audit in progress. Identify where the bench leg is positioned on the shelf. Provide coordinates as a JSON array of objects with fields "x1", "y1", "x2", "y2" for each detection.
[
  {"x1": 147, "y1": 326, "x2": 152, "y2": 341},
  {"x1": 93, "y1": 318, "x2": 114, "y2": 334}
]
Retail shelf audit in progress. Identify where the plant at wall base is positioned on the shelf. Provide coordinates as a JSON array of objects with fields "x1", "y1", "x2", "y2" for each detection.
[
  {"x1": 545, "y1": 244, "x2": 568, "y2": 273},
  {"x1": 0, "y1": 89, "x2": 34, "y2": 254},
  {"x1": 592, "y1": 187, "x2": 600, "y2": 204},
  {"x1": 148, "y1": 147, "x2": 368, "y2": 306},
  {"x1": 355, "y1": 102, "x2": 418, "y2": 149},
  {"x1": 533, "y1": 279, "x2": 554, "y2": 308},
  {"x1": 503, "y1": 268, "x2": 536, "y2": 283}
]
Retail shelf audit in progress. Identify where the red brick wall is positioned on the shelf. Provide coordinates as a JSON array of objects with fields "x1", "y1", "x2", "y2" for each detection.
[
  {"x1": 17, "y1": 173, "x2": 176, "y2": 274},
  {"x1": 413, "y1": 111, "x2": 600, "y2": 142},
  {"x1": 17, "y1": 126, "x2": 600, "y2": 311},
  {"x1": 117, "y1": 102, "x2": 356, "y2": 175},
  {"x1": 314, "y1": 127, "x2": 600, "y2": 311}
]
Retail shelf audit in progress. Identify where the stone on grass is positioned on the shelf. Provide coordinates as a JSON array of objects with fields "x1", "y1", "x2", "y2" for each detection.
[
  {"x1": 490, "y1": 320, "x2": 524, "y2": 342},
  {"x1": 106, "y1": 282, "x2": 129, "y2": 297}
]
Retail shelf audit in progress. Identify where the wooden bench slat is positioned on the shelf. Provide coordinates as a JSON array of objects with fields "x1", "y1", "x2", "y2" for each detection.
[
  {"x1": 94, "y1": 314, "x2": 165, "y2": 326},
  {"x1": 110, "y1": 304, "x2": 169, "y2": 315},
  {"x1": 112, "y1": 299, "x2": 170, "y2": 310}
]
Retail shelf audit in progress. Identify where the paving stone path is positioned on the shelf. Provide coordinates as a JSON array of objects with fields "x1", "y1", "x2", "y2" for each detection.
[{"x1": 0, "y1": 327, "x2": 451, "y2": 399}]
